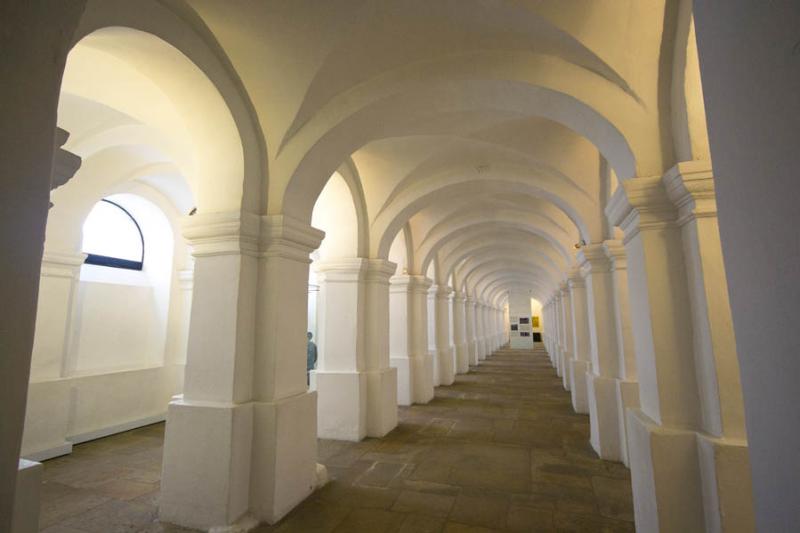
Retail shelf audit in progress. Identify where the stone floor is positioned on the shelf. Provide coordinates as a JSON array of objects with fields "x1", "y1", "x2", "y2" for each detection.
[{"x1": 38, "y1": 346, "x2": 634, "y2": 532}]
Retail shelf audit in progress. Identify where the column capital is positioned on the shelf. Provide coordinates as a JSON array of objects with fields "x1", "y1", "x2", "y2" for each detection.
[
  {"x1": 606, "y1": 176, "x2": 676, "y2": 240},
  {"x1": 577, "y1": 243, "x2": 611, "y2": 276},
  {"x1": 567, "y1": 267, "x2": 585, "y2": 288},
  {"x1": 662, "y1": 160, "x2": 717, "y2": 224},
  {"x1": 261, "y1": 214, "x2": 325, "y2": 262},
  {"x1": 182, "y1": 211, "x2": 261, "y2": 257},
  {"x1": 313, "y1": 257, "x2": 368, "y2": 281},
  {"x1": 453, "y1": 293, "x2": 467, "y2": 304},
  {"x1": 390, "y1": 274, "x2": 430, "y2": 293},
  {"x1": 40, "y1": 250, "x2": 86, "y2": 279},
  {"x1": 435, "y1": 285, "x2": 454, "y2": 299},
  {"x1": 51, "y1": 128, "x2": 82, "y2": 193},
  {"x1": 602, "y1": 239, "x2": 627, "y2": 270},
  {"x1": 364, "y1": 259, "x2": 397, "y2": 284}
]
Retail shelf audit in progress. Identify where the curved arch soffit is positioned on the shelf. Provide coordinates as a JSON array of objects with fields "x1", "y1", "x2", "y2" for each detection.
[
  {"x1": 71, "y1": 2, "x2": 266, "y2": 213},
  {"x1": 280, "y1": 78, "x2": 638, "y2": 222},
  {"x1": 418, "y1": 214, "x2": 574, "y2": 275},
  {"x1": 375, "y1": 176, "x2": 593, "y2": 259}
]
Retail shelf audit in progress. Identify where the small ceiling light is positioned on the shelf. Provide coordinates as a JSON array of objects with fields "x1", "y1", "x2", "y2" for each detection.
[{"x1": 574, "y1": 239, "x2": 586, "y2": 249}]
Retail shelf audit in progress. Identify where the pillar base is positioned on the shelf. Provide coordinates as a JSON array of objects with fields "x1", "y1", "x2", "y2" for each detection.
[
  {"x1": 161, "y1": 392, "x2": 320, "y2": 529},
  {"x1": 312, "y1": 371, "x2": 367, "y2": 441},
  {"x1": 250, "y1": 392, "x2": 319, "y2": 524},
  {"x1": 160, "y1": 399, "x2": 254, "y2": 530},
  {"x1": 413, "y1": 353, "x2": 435, "y2": 404},
  {"x1": 614, "y1": 379, "x2": 640, "y2": 467},
  {"x1": 454, "y1": 342, "x2": 469, "y2": 374},
  {"x1": 627, "y1": 408, "x2": 704, "y2": 533},
  {"x1": 438, "y1": 347, "x2": 456, "y2": 385},
  {"x1": 697, "y1": 433, "x2": 754, "y2": 533},
  {"x1": 391, "y1": 356, "x2": 413, "y2": 406},
  {"x1": 366, "y1": 367, "x2": 398, "y2": 437},
  {"x1": 587, "y1": 374, "x2": 622, "y2": 461},
  {"x1": 569, "y1": 360, "x2": 590, "y2": 414}
]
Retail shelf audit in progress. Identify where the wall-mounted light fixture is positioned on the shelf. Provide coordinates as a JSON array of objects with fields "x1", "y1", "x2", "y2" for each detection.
[{"x1": 574, "y1": 239, "x2": 586, "y2": 249}]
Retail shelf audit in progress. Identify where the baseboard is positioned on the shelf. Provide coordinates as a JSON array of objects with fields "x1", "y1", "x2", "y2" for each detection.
[
  {"x1": 24, "y1": 412, "x2": 167, "y2": 462},
  {"x1": 69, "y1": 412, "x2": 167, "y2": 445},
  {"x1": 24, "y1": 442, "x2": 73, "y2": 462}
]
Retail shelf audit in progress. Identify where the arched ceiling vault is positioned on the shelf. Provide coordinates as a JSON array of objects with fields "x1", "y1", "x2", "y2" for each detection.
[{"x1": 174, "y1": 0, "x2": 695, "y2": 304}]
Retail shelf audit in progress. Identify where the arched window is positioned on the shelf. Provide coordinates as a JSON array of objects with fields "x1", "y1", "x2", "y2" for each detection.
[{"x1": 82, "y1": 199, "x2": 144, "y2": 270}]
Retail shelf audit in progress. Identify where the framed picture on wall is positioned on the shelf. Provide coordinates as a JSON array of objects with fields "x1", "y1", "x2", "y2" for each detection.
[
  {"x1": 510, "y1": 324, "x2": 518, "y2": 331},
  {"x1": 519, "y1": 317, "x2": 530, "y2": 324},
  {"x1": 532, "y1": 316, "x2": 540, "y2": 327},
  {"x1": 520, "y1": 331, "x2": 530, "y2": 337}
]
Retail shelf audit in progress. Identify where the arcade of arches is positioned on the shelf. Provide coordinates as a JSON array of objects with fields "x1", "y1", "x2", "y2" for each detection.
[{"x1": 3, "y1": 2, "x2": 799, "y2": 532}]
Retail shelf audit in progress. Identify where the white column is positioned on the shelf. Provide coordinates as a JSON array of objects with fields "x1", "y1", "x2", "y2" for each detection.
[
  {"x1": 465, "y1": 297, "x2": 478, "y2": 365},
  {"x1": 434, "y1": 286, "x2": 456, "y2": 385},
  {"x1": 552, "y1": 294, "x2": 563, "y2": 375},
  {"x1": 579, "y1": 244, "x2": 623, "y2": 461},
  {"x1": 160, "y1": 214, "x2": 325, "y2": 528},
  {"x1": 250, "y1": 216, "x2": 327, "y2": 523},
  {"x1": 475, "y1": 303, "x2": 487, "y2": 361},
  {"x1": 452, "y1": 293, "x2": 469, "y2": 374},
  {"x1": 664, "y1": 163, "x2": 752, "y2": 532},
  {"x1": 481, "y1": 305, "x2": 492, "y2": 356},
  {"x1": 607, "y1": 164, "x2": 752, "y2": 532},
  {"x1": 390, "y1": 275, "x2": 414, "y2": 406},
  {"x1": 558, "y1": 282, "x2": 573, "y2": 391},
  {"x1": 313, "y1": 259, "x2": 368, "y2": 441},
  {"x1": 160, "y1": 212, "x2": 261, "y2": 530},
  {"x1": 427, "y1": 285, "x2": 440, "y2": 385},
  {"x1": 390, "y1": 275, "x2": 434, "y2": 405},
  {"x1": 604, "y1": 240, "x2": 640, "y2": 467},
  {"x1": 29, "y1": 251, "x2": 85, "y2": 381},
  {"x1": 489, "y1": 306, "x2": 497, "y2": 353},
  {"x1": 363, "y1": 260, "x2": 398, "y2": 437},
  {"x1": 411, "y1": 277, "x2": 435, "y2": 402},
  {"x1": 568, "y1": 270, "x2": 591, "y2": 414}
]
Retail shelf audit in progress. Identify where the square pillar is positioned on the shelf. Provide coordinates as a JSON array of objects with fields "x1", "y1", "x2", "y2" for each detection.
[
  {"x1": 313, "y1": 259, "x2": 368, "y2": 441},
  {"x1": 603, "y1": 240, "x2": 640, "y2": 467},
  {"x1": 607, "y1": 162, "x2": 753, "y2": 532},
  {"x1": 160, "y1": 214, "x2": 326, "y2": 529},
  {"x1": 410, "y1": 277, "x2": 435, "y2": 402},
  {"x1": 250, "y1": 216, "x2": 327, "y2": 524},
  {"x1": 465, "y1": 298, "x2": 478, "y2": 365},
  {"x1": 390, "y1": 275, "x2": 414, "y2": 406},
  {"x1": 452, "y1": 293, "x2": 469, "y2": 374},
  {"x1": 160, "y1": 212, "x2": 262, "y2": 530},
  {"x1": 434, "y1": 286, "x2": 456, "y2": 385},
  {"x1": 664, "y1": 162, "x2": 752, "y2": 532},
  {"x1": 426, "y1": 285, "x2": 440, "y2": 385},
  {"x1": 558, "y1": 283, "x2": 573, "y2": 391},
  {"x1": 475, "y1": 303, "x2": 487, "y2": 361},
  {"x1": 29, "y1": 251, "x2": 85, "y2": 381},
  {"x1": 568, "y1": 270, "x2": 591, "y2": 414},
  {"x1": 578, "y1": 245, "x2": 623, "y2": 461},
  {"x1": 363, "y1": 259, "x2": 398, "y2": 437}
]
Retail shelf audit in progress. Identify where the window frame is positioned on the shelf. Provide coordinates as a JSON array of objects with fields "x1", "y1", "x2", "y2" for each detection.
[{"x1": 83, "y1": 199, "x2": 145, "y2": 271}]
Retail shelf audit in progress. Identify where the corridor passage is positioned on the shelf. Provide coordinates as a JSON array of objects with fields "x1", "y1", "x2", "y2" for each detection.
[{"x1": 38, "y1": 347, "x2": 634, "y2": 533}]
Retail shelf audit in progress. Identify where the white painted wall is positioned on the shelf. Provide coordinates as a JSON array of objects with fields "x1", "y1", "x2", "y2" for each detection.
[
  {"x1": 508, "y1": 290, "x2": 533, "y2": 349},
  {"x1": 23, "y1": 191, "x2": 191, "y2": 460}
]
